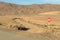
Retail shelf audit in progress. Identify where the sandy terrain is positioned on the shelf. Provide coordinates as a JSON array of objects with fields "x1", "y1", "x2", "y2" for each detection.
[
  {"x1": 0, "y1": 2, "x2": 60, "y2": 40},
  {"x1": 0, "y1": 11, "x2": 60, "y2": 40},
  {"x1": 0, "y1": 25, "x2": 60, "y2": 40}
]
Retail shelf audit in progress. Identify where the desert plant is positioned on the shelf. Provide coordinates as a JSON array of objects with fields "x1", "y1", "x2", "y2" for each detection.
[
  {"x1": 10, "y1": 24, "x2": 30, "y2": 31},
  {"x1": 0, "y1": 23, "x2": 2, "y2": 25}
]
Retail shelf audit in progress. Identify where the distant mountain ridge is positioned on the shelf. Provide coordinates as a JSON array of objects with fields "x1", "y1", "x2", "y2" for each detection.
[{"x1": 0, "y1": 2, "x2": 60, "y2": 15}]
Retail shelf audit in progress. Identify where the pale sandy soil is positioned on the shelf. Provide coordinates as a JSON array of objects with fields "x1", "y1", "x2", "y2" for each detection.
[
  {"x1": 0, "y1": 25, "x2": 60, "y2": 40},
  {"x1": 0, "y1": 11, "x2": 60, "y2": 40}
]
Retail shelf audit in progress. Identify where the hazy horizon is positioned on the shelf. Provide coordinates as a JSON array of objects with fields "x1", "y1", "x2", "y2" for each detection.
[{"x1": 0, "y1": 0, "x2": 60, "y2": 5}]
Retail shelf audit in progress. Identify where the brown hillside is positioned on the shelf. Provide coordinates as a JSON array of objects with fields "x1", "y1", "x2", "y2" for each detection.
[
  {"x1": 0, "y1": 2, "x2": 60, "y2": 15},
  {"x1": 0, "y1": 2, "x2": 60, "y2": 37}
]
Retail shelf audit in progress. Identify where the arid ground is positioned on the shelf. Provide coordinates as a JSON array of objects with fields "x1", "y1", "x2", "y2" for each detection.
[{"x1": 0, "y1": 2, "x2": 60, "y2": 40}]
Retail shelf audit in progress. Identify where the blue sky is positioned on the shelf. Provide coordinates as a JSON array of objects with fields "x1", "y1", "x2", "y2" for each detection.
[{"x1": 0, "y1": 0, "x2": 60, "y2": 5}]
